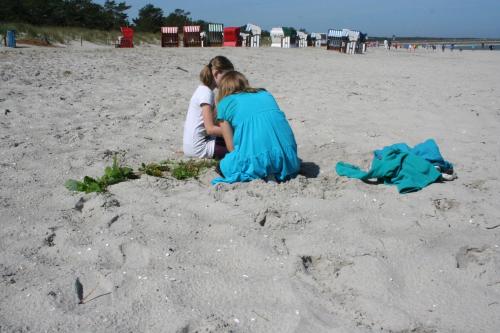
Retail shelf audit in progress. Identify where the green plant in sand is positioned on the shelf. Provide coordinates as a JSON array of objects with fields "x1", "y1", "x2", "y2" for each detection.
[
  {"x1": 139, "y1": 161, "x2": 170, "y2": 177},
  {"x1": 65, "y1": 158, "x2": 217, "y2": 193},
  {"x1": 65, "y1": 155, "x2": 136, "y2": 193},
  {"x1": 169, "y1": 159, "x2": 217, "y2": 180},
  {"x1": 140, "y1": 159, "x2": 217, "y2": 180}
]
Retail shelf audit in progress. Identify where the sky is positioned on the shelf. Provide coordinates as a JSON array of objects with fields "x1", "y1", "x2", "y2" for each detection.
[{"x1": 97, "y1": 0, "x2": 500, "y2": 38}]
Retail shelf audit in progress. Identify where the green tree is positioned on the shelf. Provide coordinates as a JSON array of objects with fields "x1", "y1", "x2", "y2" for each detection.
[
  {"x1": 133, "y1": 4, "x2": 165, "y2": 32},
  {"x1": 164, "y1": 8, "x2": 191, "y2": 27},
  {"x1": 103, "y1": 0, "x2": 130, "y2": 29},
  {"x1": 61, "y1": 0, "x2": 105, "y2": 28}
]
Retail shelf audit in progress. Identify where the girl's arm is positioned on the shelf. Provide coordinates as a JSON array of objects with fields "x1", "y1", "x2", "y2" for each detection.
[
  {"x1": 201, "y1": 104, "x2": 223, "y2": 136},
  {"x1": 220, "y1": 121, "x2": 234, "y2": 152}
]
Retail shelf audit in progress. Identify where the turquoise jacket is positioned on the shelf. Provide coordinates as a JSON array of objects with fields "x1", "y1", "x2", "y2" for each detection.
[{"x1": 336, "y1": 139, "x2": 451, "y2": 193}]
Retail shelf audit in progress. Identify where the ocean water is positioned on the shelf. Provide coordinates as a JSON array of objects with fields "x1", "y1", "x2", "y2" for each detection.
[
  {"x1": 394, "y1": 43, "x2": 500, "y2": 51},
  {"x1": 452, "y1": 44, "x2": 500, "y2": 51}
]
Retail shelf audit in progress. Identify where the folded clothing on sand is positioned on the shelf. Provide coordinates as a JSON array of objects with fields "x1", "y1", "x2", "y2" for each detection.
[
  {"x1": 335, "y1": 139, "x2": 453, "y2": 193},
  {"x1": 373, "y1": 139, "x2": 453, "y2": 173}
]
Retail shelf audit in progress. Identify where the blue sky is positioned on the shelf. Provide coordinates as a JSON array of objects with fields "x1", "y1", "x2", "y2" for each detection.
[{"x1": 97, "y1": 0, "x2": 500, "y2": 38}]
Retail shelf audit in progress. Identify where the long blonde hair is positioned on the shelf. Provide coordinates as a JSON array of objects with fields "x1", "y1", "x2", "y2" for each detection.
[
  {"x1": 199, "y1": 56, "x2": 234, "y2": 87},
  {"x1": 216, "y1": 71, "x2": 263, "y2": 103}
]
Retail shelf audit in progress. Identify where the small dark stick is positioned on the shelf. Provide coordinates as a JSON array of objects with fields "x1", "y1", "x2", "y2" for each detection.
[
  {"x1": 485, "y1": 224, "x2": 500, "y2": 230},
  {"x1": 75, "y1": 278, "x2": 84, "y2": 304}
]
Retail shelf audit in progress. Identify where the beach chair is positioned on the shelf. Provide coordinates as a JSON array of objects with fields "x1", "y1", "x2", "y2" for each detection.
[
  {"x1": 240, "y1": 32, "x2": 249, "y2": 47},
  {"x1": 311, "y1": 33, "x2": 322, "y2": 47},
  {"x1": 118, "y1": 27, "x2": 134, "y2": 48},
  {"x1": 240, "y1": 23, "x2": 262, "y2": 47},
  {"x1": 223, "y1": 27, "x2": 241, "y2": 47},
  {"x1": 183, "y1": 25, "x2": 202, "y2": 47},
  {"x1": 244, "y1": 23, "x2": 262, "y2": 47},
  {"x1": 347, "y1": 30, "x2": 360, "y2": 54},
  {"x1": 6, "y1": 30, "x2": 16, "y2": 48},
  {"x1": 282, "y1": 27, "x2": 297, "y2": 48},
  {"x1": 327, "y1": 29, "x2": 345, "y2": 51},
  {"x1": 297, "y1": 31, "x2": 308, "y2": 48},
  {"x1": 207, "y1": 23, "x2": 223, "y2": 46},
  {"x1": 161, "y1": 26, "x2": 179, "y2": 47},
  {"x1": 270, "y1": 27, "x2": 284, "y2": 47},
  {"x1": 320, "y1": 33, "x2": 327, "y2": 47},
  {"x1": 357, "y1": 33, "x2": 367, "y2": 53}
]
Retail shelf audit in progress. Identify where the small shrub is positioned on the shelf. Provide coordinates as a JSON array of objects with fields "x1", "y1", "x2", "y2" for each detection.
[
  {"x1": 65, "y1": 157, "x2": 217, "y2": 194},
  {"x1": 170, "y1": 160, "x2": 217, "y2": 180},
  {"x1": 65, "y1": 155, "x2": 136, "y2": 193},
  {"x1": 140, "y1": 159, "x2": 217, "y2": 180},
  {"x1": 139, "y1": 161, "x2": 170, "y2": 177}
]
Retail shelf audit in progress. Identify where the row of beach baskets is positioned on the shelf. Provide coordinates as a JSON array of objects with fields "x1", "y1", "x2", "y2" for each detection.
[
  {"x1": 160, "y1": 24, "x2": 254, "y2": 48},
  {"x1": 116, "y1": 25, "x2": 366, "y2": 54},
  {"x1": 116, "y1": 25, "x2": 256, "y2": 48}
]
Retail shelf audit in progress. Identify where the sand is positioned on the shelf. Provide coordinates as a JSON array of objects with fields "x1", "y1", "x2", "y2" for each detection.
[{"x1": 1, "y1": 44, "x2": 499, "y2": 332}]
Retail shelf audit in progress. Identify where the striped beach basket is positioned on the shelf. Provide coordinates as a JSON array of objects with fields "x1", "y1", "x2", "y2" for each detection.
[
  {"x1": 161, "y1": 27, "x2": 179, "y2": 47},
  {"x1": 183, "y1": 26, "x2": 201, "y2": 47},
  {"x1": 207, "y1": 23, "x2": 223, "y2": 46}
]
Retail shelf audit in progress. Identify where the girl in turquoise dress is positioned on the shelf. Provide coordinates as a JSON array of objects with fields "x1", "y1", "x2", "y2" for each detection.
[{"x1": 211, "y1": 71, "x2": 300, "y2": 185}]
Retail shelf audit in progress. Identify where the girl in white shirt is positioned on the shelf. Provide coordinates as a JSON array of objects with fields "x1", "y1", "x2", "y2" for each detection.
[{"x1": 183, "y1": 56, "x2": 234, "y2": 159}]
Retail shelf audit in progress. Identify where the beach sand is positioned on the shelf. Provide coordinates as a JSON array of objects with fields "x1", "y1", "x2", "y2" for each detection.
[{"x1": 1, "y1": 45, "x2": 499, "y2": 332}]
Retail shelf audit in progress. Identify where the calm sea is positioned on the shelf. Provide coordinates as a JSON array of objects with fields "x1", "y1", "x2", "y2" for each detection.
[{"x1": 452, "y1": 44, "x2": 500, "y2": 51}]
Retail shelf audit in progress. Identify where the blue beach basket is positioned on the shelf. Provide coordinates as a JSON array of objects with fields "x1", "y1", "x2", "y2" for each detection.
[{"x1": 7, "y1": 30, "x2": 16, "y2": 48}]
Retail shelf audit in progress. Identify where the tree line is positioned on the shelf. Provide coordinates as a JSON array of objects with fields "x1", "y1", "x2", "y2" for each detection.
[
  {"x1": 0, "y1": 0, "x2": 218, "y2": 32},
  {"x1": 0, "y1": 0, "x2": 130, "y2": 30},
  {"x1": 0, "y1": 1, "x2": 300, "y2": 36}
]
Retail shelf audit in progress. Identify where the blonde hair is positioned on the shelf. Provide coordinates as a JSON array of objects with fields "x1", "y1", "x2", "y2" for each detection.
[
  {"x1": 199, "y1": 55, "x2": 234, "y2": 87},
  {"x1": 216, "y1": 71, "x2": 263, "y2": 103}
]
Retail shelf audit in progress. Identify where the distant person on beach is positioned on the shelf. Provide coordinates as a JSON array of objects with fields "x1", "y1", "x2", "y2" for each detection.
[
  {"x1": 489, "y1": 45, "x2": 494, "y2": 51},
  {"x1": 211, "y1": 71, "x2": 300, "y2": 184},
  {"x1": 442, "y1": 44, "x2": 446, "y2": 52},
  {"x1": 183, "y1": 56, "x2": 234, "y2": 159}
]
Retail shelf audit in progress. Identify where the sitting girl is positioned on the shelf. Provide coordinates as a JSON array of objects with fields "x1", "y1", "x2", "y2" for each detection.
[
  {"x1": 183, "y1": 56, "x2": 234, "y2": 159},
  {"x1": 212, "y1": 71, "x2": 300, "y2": 184}
]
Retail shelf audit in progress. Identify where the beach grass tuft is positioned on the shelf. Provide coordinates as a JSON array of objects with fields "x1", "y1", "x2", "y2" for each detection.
[
  {"x1": 139, "y1": 159, "x2": 218, "y2": 180},
  {"x1": 169, "y1": 159, "x2": 218, "y2": 180},
  {"x1": 66, "y1": 158, "x2": 217, "y2": 193}
]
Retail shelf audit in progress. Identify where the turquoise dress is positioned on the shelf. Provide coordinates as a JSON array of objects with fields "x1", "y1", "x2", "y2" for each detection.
[{"x1": 212, "y1": 90, "x2": 300, "y2": 184}]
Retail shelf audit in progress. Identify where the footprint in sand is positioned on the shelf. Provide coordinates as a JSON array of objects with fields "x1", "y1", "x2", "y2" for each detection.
[
  {"x1": 177, "y1": 314, "x2": 232, "y2": 333},
  {"x1": 432, "y1": 198, "x2": 458, "y2": 211},
  {"x1": 119, "y1": 242, "x2": 151, "y2": 269},
  {"x1": 455, "y1": 245, "x2": 494, "y2": 269},
  {"x1": 464, "y1": 179, "x2": 488, "y2": 191},
  {"x1": 254, "y1": 208, "x2": 310, "y2": 230}
]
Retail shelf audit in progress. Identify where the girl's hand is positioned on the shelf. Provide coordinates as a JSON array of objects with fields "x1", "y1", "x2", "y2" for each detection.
[{"x1": 201, "y1": 104, "x2": 223, "y2": 136}]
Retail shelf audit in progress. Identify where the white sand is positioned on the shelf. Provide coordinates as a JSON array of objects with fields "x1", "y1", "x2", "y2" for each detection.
[{"x1": 1, "y1": 45, "x2": 499, "y2": 332}]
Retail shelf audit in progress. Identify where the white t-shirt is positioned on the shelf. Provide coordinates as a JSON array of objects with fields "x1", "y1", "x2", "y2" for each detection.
[{"x1": 183, "y1": 85, "x2": 216, "y2": 158}]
